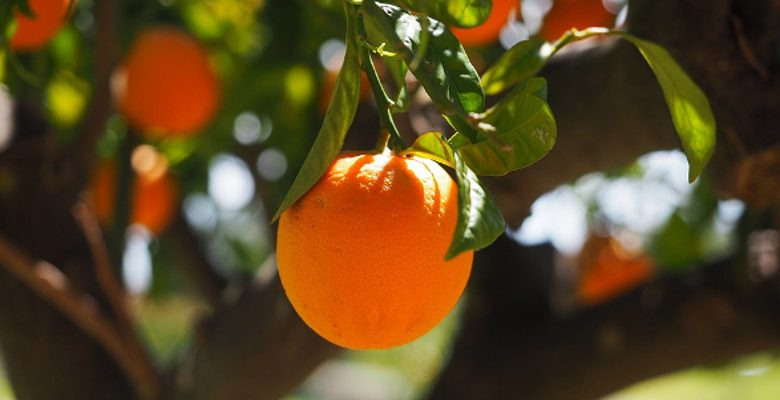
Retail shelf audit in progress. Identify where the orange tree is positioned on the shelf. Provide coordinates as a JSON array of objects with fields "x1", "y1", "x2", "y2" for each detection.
[{"x1": 0, "y1": 0, "x2": 778, "y2": 399}]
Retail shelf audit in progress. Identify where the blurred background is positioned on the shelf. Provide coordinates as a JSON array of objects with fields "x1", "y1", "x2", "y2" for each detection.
[{"x1": 1, "y1": 0, "x2": 778, "y2": 399}]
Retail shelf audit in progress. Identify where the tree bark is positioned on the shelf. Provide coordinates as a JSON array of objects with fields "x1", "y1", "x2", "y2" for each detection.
[{"x1": 433, "y1": 0, "x2": 780, "y2": 398}]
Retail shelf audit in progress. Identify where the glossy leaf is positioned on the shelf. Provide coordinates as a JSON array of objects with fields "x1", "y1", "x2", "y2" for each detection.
[
  {"x1": 482, "y1": 28, "x2": 716, "y2": 181},
  {"x1": 392, "y1": 0, "x2": 492, "y2": 28},
  {"x1": 365, "y1": 1, "x2": 484, "y2": 118},
  {"x1": 617, "y1": 33, "x2": 716, "y2": 182},
  {"x1": 481, "y1": 38, "x2": 549, "y2": 95},
  {"x1": 272, "y1": 7, "x2": 361, "y2": 221},
  {"x1": 446, "y1": 152, "x2": 506, "y2": 259},
  {"x1": 404, "y1": 131, "x2": 455, "y2": 167},
  {"x1": 455, "y1": 78, "x2": 556, "y2": 176}
]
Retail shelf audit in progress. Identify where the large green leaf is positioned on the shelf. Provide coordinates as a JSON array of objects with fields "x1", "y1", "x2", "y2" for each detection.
[
  {"x1": 453, "y1": 78, "x2": 556, "y2": 176},
  {"x1": 365, "y1": 1, "x2": 484, "y2": 136},
  {"x1": 392, "y1": 0, "x2": 492, "y2": 28},
  {"x1": 446, "y1": 152, "x2": 506, "y2": 259},
  {"x1": 271, "y1": 6, "x2": 361, "y2": 221},
  {"x1": 481, "y1": 38, "x2": 549, "y2": 95},
  {"x1": 617, "y1": 33, "x2": 716, "y2": 182}
]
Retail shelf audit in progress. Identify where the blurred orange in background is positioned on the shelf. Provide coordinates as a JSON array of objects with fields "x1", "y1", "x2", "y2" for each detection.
[
  {"x1": 10, "y1": 0, "x2": 74, "y2": 51},
  {"x1": 90, "y1": 145, "x2": 179, "y2": 235},
  {"x1": 577, "y1": 233, "x2": 654, "y2": 305},
  {"x1": 540, "y1": 0, "x2": 614, "y2": 41},
  {"x1": 452, "y1": 0, "x2": 519, "y2": 47},
  {"x1": 114, "y1": 27, "x2": 220, "y2": 138}
]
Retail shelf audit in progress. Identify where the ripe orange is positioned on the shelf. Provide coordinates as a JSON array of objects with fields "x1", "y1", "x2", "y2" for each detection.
[
  {"x1": 277, "y1": 152, "x2": 473, "y2": 350},
  {"x1": 539, "y1": 0, "x2": 614, "y2": 42},
  {"x1": 114, "y1": 27, "x2": 220, "y2": 138},
  {"x1": 577, "y1": 234, "x2": 653, "y2": 305},
  {"x1": 10, "y1": 0, "x2": 74, "y2": 51},
  {"x1": 451, "y1": 0, "x2": 518, "y2": 47},
  {"x1": 90, "y1": 145, "x2": 179, "y2": 235}
]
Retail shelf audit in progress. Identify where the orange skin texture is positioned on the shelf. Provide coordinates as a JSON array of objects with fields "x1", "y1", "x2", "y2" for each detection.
[
  {"x1": 277, "y1": 153, "x2": 473, "y2": 350},
  {"x1": 577, "y1": 235, "x2": 654, "y2": 305},
  {"x1": 90, "y1": 162, "x2": 179, "y2": 235},
  {"x1": 540, "y1": 0, "x2": 614, "y2": 42},
  {"x1": 116, "y1": 27, "x2": 220, "y2": 138},
  {"x1": 452, "y1": 0, "x2": 518, "y2": 46},
  {"x1": 10, "y1": 0, "x2": 73, "y2": 51}
]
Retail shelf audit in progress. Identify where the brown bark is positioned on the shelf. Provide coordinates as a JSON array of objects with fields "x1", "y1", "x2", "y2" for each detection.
[
  {"x1": 432, "y1": 0, "x2": 780, "y2": 398},
  {"x1": 171, "y1": 263, "x2": 339, "y2": 400}
]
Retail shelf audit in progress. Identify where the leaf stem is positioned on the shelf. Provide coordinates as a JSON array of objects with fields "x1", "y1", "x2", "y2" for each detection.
[{"x1": 354, "y1": 5, "x2": 404, "y2": 151}]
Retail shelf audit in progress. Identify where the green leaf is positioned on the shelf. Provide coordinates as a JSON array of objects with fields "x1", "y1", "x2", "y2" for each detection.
[
  {"x1": 403, "y1": 131, "x2": 455, "y2": 167},
  {"x1": 481, "y1": 38, "x2": 549, "y2": 95},
  {"x1": 446, "y1": 152, "x2": 505, "y2": 259},
  {"x1": 392, "y1": 0, "x2": 492, "y2": 28},
  {"x1": 455, "y1": 77, "x2": 556, "y2": 176},
  {"x1": 365, "y1": 1, "x2": 484, "y2": 121},
  {"x1": 616, "y1": 33, "x2": 716, "y2": 182},
  {"x1": 271, "y1": 6, "x2": 362, "y2": 221},
  {"x1": 482, "y1": 28, "x2": 716, "y2": 181}
]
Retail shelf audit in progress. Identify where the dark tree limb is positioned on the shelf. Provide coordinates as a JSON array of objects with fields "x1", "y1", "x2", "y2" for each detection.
[
  {"x1": 431, "y1": 236, "x2": 780, "y2": 400},
  {"x1": 0, "y1": 235, "x2": 160, "y2": 399},
  {"x1": 170, "y1": 257, "x2": 339, "y2": 400},
  {"x1": 433, "y1": 0, "x2": 780, "y2": 398}
]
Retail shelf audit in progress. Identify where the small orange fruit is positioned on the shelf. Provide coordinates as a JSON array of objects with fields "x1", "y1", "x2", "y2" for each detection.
[
  {"x1": 277, "y1": 152, "x2": 473, "y2": 350},
  {"x1": 539, "y1": 0, "x2": 614, "y2": 42},
  {"x1": 114, "y1": 27, "x2": 220, "y2": 138},
  {"x1": 10, "y1": 0, "x2": 74, "y2": 51},
  {"x1": 451, "y1": 0, "x2": 518, "y2": 47},
  {"x1": 90, "y1": 145, "x2": 179, "y2": 235}
]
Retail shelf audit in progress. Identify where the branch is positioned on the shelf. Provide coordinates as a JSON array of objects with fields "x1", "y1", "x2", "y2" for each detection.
[
  {"x1": 66, "y1": 0, "x2": 119, "y2": 182},
  {"x1": 171, "y1": 255, "x2": 338, "y2": 400},
  {"x1": 0, "y1": 235, "x2": 160, "y2": 399},
  {"x1": 72, "y1": 200, "x2": 161, "y2": 396},
  {"x1": 430, "y1": 236, "x2": 780, "y2": 400},
  {"x1": 166, "y1": 212, "x2": 227, "y2": 308}
]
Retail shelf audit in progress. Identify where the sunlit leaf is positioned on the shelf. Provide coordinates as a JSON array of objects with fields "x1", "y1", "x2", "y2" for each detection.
[
  {"x1": 454, "y1": 78, "x2": 556, "y2": 176},
  {"x1": 481, "y1": 28, "x2": 716, "y2": 181},
  {"x1": 481, "y1": 38, "x2": 549, "y2": 95},
  {"x1": 272, "y1": 6, "x2": 361, "y2": 221},
  {"x1": 365, "y1": 1, "x2": 484, "y2": 134},
  {"x1": 616, "y1": 33, "x2": 716, "y2": 182},
  {"x1": 392, "y1": 0, "x2": 492, "y2": 28},
  {"x1": 404, "y1": 131, "x2": 455, "y2": 167},
  {"x1": 446, "y1": 152, "x2": 505, "y2": 259}
]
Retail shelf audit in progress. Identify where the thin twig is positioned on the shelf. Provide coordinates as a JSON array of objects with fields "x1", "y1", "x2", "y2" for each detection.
[
  {"x1": 731, "y1": 16, "x2": 770, "y2": 80},
  {"x1": 73, "y1": 199, "x2": 161, "y2": 397},
  {"x1": 0, "y1": 235, "x2": 160, "y2": 399},
  {"x1": 73, "y1": 200, "x2": 134, "y2": 333}
]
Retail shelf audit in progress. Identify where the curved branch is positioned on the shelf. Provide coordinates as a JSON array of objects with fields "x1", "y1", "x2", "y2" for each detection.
[{"x1": 0, "y1": 235, "x2": 160, "y2": 399}]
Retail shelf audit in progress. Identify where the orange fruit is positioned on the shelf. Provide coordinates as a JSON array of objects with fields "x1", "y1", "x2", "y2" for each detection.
[
  {"x1": 10, "y1": 0, "x2": 74, "y2": 51},
  {"x1": 277, "y1": 152, "x2": 473, "y2": 350},
  {"x1": 451, "y1": 0, "x2": 518, "y2": 47},
  {"x1": 576, "y1": 234, "x2": 653, "y2": 305},
  {"x1": 90, "y1": 145, "x2": 179, "y2": 235},
  {"x1": 539, "y1": 0, "x2": 614, "y2": 42},
  {"x1": 114, "y1": 27, "x2": 220, "y2": 138}
]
